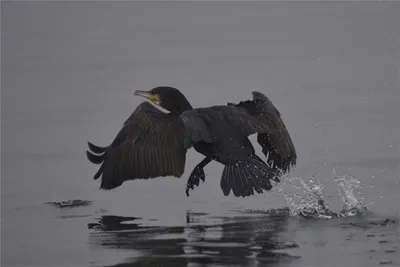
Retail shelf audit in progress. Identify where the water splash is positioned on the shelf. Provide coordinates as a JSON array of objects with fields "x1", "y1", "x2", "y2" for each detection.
[
  {"x1": 278, "y1": 171, "x2": 369, "y2": 219},
  {"x1": 333, "y1": 169, "x2": 383, "y2": 216},
  {"x1": 333, "y1": 171, "x2": 366, "y2": 217},
  {"x1": 278, "y1": 176, "x2": 336, "y2": 219}
]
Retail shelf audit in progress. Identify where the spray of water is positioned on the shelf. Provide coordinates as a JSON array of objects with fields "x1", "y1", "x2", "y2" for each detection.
[
  {"x1": 277, "y1": 170, "x2": 370, "y2": 219},
  {"x1": 333, "y1": 170, "x2": 365, "y2": 217},
  {"x1": 333, "y1": 169, "x2": 383, "y2": 217}
]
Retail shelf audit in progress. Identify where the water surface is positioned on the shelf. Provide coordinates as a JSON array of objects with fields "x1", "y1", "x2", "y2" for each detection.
[{"x1": 1, "y1": 2, "x2": 399, "y2": 267}]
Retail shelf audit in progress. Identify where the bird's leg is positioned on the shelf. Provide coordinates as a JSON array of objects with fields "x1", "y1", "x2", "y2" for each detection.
[{"x1": 186, "y1": 157, "x2": 212, "y2": 196}]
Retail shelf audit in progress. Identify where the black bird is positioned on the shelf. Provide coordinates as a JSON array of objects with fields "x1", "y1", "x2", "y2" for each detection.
[{"x1": 86, "y1": 86, "x2": 296, "y2": 197}]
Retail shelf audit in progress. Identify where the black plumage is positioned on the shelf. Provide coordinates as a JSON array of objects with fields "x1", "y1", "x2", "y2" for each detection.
[{"x1": 87, "y1": 86, "x2": 296, "y2": 197}]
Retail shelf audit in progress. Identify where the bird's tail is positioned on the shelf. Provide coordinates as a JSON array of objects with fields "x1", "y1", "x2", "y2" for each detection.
[{"x1": 220, "y1": 155, "x2": 280, "y2": 197}]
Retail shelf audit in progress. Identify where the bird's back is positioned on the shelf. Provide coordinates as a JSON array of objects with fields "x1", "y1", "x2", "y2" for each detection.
[{"x1": 184, "y1": 107, "x2": 256, "y2": 164}]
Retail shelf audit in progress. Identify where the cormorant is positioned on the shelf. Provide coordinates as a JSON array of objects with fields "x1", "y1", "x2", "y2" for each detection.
[{"x1": 86, "y1": 86, "x2": 296, "y2": 197}]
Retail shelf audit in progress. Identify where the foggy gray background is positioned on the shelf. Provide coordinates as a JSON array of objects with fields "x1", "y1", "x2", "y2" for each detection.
[{"x1": 1, "y1": 2, "x2": 399, "y2": 267}]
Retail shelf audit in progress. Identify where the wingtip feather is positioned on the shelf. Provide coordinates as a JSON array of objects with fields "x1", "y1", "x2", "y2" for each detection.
[
  {"x1": 86, "y1": 150, "x2": 105, "y2": 164},
  {"x1": 88, "y1": 141, "x2": 107, "y2": 154}
]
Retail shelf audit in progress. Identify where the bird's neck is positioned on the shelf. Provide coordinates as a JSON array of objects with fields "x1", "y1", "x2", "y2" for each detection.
[{"x1": 173, "y1": 98, "x2": 193, "y2": 115}]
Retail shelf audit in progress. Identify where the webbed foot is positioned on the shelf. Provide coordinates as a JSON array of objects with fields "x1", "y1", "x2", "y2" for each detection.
[{"x1": 185, "y1": 166, "x2": 205, "y2": 196}]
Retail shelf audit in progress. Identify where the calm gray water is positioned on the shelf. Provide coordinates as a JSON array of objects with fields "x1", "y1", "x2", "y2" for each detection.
[{"x1": 1, "y1": 2, "x2": 399, "y2": 267}]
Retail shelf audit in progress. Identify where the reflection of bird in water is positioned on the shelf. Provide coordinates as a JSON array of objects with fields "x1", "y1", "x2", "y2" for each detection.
[
  {"x1": 87, "y1": 86, "x2": 296, "y2": 197},
  {"x1": 88, "y1": 211, "x2": 299, "y2": 267}
]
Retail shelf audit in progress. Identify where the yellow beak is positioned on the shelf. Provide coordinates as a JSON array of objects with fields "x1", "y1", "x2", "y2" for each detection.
[{"x1": 134, "y1": 90, "x2": 159, "y2": 104}]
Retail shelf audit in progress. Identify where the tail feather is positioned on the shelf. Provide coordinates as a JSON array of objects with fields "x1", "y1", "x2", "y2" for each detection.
[
  {"x1": 88, "y1": 141, "x2": 108, "y2": 154},
  {"x1": 240, "y1": 166, "x2": 255, "y2": 196},
  {"x1": 220, "y1": 155, "x2": 279, "y2": 197}
]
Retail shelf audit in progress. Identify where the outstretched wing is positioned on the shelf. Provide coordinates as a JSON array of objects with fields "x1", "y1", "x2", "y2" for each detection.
[
  {"x1": 227, "y1": 91, "x2": 297, "y2": 172},
  {"x1": 87, "y1": 102, "x2": 187, "y2": 190},
  {"x1": 213, "y1": 91, "x2": 297, "y2": 172}
]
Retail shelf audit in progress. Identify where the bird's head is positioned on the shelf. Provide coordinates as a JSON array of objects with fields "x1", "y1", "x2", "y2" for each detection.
[{"x1": 134, "y1": 86, "x2": 193, "y2": 114}]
